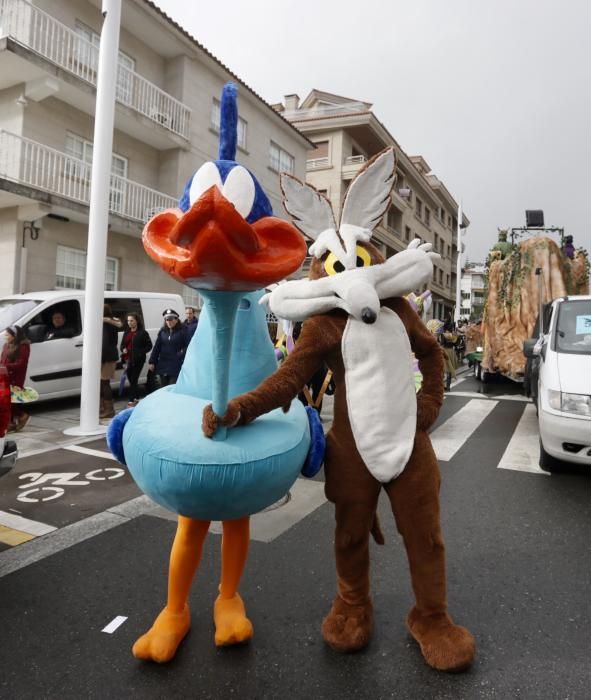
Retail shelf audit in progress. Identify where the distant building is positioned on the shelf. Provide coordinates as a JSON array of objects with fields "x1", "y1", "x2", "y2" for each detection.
[
  {"x1": 461, "y1": 262, "x2": 486, "y2": 320},
  {"x1": 0, "y1": 0, "x2": 311, "y2": 302},
  {"x1": 273, "y1": 90, "x2": 470, "y2": 320}
]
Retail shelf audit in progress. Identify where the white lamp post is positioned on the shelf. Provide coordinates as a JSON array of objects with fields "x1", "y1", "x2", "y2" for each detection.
[
  {"x1": 65, "y1": 0, "x2": 121, "y2": 436},
  {"x1": 454, "y1": 202, "x2": 463, "y2": 325}
]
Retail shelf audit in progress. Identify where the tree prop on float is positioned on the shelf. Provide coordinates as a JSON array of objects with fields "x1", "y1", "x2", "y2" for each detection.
[{"x1": 107, "y1": 83, "x2": 315, "y2": 662}]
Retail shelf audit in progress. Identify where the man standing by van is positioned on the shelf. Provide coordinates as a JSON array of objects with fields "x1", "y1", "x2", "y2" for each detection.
[
  {"x1": 45, "y1": 310, "x2": 75, "y2": 340},
  {"x1": 183, "y1": 306, "x2": 198, "y2": 340}
]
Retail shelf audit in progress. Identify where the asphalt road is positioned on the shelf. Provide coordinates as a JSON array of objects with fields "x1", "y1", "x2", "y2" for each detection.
[{"x1": 1, "y1": 373, "x2": 590, "y2": 699}]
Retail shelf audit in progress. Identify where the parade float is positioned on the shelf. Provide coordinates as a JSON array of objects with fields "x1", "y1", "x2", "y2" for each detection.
[{"x1": 478, "y1": 228, "x2": 589, "y2": 382}]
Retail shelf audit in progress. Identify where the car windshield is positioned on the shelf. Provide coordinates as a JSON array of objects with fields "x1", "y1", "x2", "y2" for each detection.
[
  {"x1": 0, "y1": 299, "x2": 41, "y2": 331},
  {"x1": 555, "y1": 300, "x2": 591, "y2": 355}
]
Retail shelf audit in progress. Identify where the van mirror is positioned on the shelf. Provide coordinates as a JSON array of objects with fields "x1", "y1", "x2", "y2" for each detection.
[
  {"x1": 523, "y1": 338, "x2": 539, "y2": 358},
  {"x1": 26, "y1": 323, "x2": 47, "y2": 343}
]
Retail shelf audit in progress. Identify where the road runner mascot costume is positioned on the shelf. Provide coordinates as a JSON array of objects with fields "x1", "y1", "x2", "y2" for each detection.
[
  {"x1": 203, "y1": 148, "x2": 476, "y2": 672},
  {"x1": 108, "y1": 83, "x2": 314, "y2": 662}
]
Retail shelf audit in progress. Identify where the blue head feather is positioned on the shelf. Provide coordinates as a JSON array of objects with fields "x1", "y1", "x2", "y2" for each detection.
[
  {"x1": 218, "y1": 83, "x2": 238, "y2": 161},
  {"x1": 178, "y1": 82, "x2": 273, "y2": 223}
]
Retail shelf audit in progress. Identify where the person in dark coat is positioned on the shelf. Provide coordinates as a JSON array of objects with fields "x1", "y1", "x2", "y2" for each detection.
[
  {"x1": 183, "y1": 306, "x2": 198, "y2": 340},
  {"x1": 148, "y1": 309, "x2": 189, "y2": 386},
  {"x1": 101, "y1": 304, "x2": 123, "y2": 419},
  {"x1": 1, "y1": 325, "x2": 31, "y2": 431},
  {"x1": 120, "y1": 313, "x2": 153, "y2": 406}
]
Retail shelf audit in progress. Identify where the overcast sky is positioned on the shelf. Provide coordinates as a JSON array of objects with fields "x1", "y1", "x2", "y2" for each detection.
[{"x1": 157, "y1": 0, "x2": 591, "y2": 262}]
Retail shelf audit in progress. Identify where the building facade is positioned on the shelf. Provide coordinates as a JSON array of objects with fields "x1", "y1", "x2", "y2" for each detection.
[
  {"x1": 273, "y1": 91, "x2": 469, "y2": 320},
  {"x1": 460, "y1": 262, "x2": 486, "y2": 320},
  {"x1": 0, "y1": 0, "x2": 311, "y2": 304}
]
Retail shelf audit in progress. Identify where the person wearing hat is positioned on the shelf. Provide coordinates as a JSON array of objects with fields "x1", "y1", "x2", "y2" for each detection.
[{"x1": 148, "y1": 309, "x2": 189, "y2": 386}]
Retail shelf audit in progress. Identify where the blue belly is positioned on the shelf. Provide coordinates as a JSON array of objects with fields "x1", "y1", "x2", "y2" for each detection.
[{"x1": 122, "y1": 387, "x2": 309, "y2": 521}]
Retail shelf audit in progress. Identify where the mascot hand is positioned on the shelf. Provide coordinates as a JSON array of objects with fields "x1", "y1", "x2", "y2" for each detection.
[
  {"x1": 416, "y1": 394, "x2": 439, "y2": 432},
  {"x1": 202, "y1": 400, "x2": 242, "y2": 437}
]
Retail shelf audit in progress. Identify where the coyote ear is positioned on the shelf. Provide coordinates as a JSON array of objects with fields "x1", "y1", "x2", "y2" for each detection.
[
  {"x1": 280, "y1": 174, "x2": 336, "y2": 240},
  {"x1": 340, "y1": 148, "x2": 396, "y2": 232}
]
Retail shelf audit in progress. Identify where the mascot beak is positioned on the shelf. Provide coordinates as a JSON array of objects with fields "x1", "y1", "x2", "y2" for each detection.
[{"x1": 143, "y1": 185, "x2": 307, "y2": 291}]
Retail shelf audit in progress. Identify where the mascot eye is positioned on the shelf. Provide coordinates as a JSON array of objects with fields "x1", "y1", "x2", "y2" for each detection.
[
  {"x1": 355, "y1": 246, "x2": 372, "y2": 268},
  {"x1": 189, "y1": 161, "x2": 223, "y2": 206},
  {"x1": 324, "y1": 253, "x2": 346, "y2": 276},
  {"x1": 222, "y1": 166, "x2": 256, "y2": 219}
]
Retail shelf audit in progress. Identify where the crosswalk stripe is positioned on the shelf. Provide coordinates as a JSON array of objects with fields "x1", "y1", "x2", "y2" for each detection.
[
  {"x1": 0, "y1": 510, "x2": 57, "y2": 536},
  {"x1": 63, "y1": 445, "x2": 116, "y2": 461},
  {"x1": 431, "y1": 399, "x2": 499, "y2": 462},
  {"x1": 497, "y1": 403, "x2": 549, "y2": 475},
  {"x1": 447, "y1": 390, "x2": 529, "y2": 403}
]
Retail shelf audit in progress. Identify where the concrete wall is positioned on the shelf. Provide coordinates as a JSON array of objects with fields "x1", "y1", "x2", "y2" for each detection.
[
  {"x1": 0, "y1": 209, "x2": 20, "y2": 296},
  {"x1": 0, "y1": 85, "x2": 25, "y2": 134},
  {"x1": 22, "y1": 217, "x2": 186, "y2": 296}
]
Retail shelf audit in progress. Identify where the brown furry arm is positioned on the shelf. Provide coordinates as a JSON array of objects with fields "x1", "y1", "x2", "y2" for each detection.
[
  {"x1": 398, "y1": 300, "x2": 445, "y2": 431},
  {"x1": 202, "y1": 316, "x2": 335, "y2": 437}
]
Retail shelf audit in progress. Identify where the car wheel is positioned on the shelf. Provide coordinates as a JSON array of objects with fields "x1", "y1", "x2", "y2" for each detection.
[
  {"x1": 481, "y1": 369, "x2": 491, "y2": 383},
  {"x1": 539, "y1": 439, "x2": 562, "y2": 472}
]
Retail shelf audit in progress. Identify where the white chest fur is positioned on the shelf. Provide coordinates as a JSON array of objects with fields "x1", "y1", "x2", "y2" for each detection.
[{"x1": 342, "y1": 307, "x2": 417, "y2": 482}]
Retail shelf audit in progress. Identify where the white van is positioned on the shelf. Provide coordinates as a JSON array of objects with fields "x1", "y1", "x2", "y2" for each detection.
[
  {"x1": 524, "y1": 295, "x2": 591, "y2": 471},
  {"x1": 0, "y1": 290, "x2": 185, "y2": 400}
]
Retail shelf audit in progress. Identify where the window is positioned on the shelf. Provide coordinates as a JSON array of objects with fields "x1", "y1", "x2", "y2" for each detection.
[
  {"x1": 405, "y1": 226, "x2": 411, "y2": 242},
  {"x1": 309, "y1": 140, "x2": 329, "y2": 159},
  {"x1": 446, "y1": 274, "x2": 450, "y2": 287},
  {"x1": 75, "y1": 22, "x2": 135, "y2": 104},
  {"x1": 211, "y1": 99, "x2": 247, "y2": 150},
  {"x1": 425, "y1": 207, "x2": 431, "y2": 227},
  {"x1": 182, "y1": 286, "x2": 203, "y2": 310},
  {"x1": 439, "y1": 269, "x2": 444, "y2": 285},
  {"x1": 269, "y1": 142, "x2": 295, "y2": 174},
  {"x1": 447, "y1": 244, "x2": 451, "y2": 258},
  {"x1": 56, "y1": 245, "x2": 118, "y2": 290},
  {"x1": 65, "y1": 133, "x2": 128, "y2": 213},
  {"x1": 440, "y1": 238, "x2": 445, "y2": 254},
  {"x1": 434, "y1": 233, "x2": 439, "y2": 250},
  {"x1": 415, "y1": 197, "x2": 423, "y2": 218},
  {"x1": 462, "y1": 291, "x2": 471, "y2": 300}
]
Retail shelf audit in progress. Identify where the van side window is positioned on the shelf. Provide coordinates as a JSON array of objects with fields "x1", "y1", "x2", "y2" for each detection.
[
  {"x1": 25, "y1": 301, "x2": 82, "y2": 342},
  {"x1": 108, "y1": 298, "x2": 142, "y2": 327}
]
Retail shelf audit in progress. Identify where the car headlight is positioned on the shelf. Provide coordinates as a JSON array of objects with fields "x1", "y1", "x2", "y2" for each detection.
[{"x1": 548, "y1": 390, "x2": 591, "y2": 417}]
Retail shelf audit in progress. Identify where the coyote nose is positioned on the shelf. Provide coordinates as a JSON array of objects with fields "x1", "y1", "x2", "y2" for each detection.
[{"x1": 361, "y1": 307, "x2": 377, "y2": 324}]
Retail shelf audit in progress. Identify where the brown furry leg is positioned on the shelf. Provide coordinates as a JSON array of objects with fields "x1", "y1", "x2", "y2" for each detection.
[
  {"x1": 386, "y1": 431, "x2": 475, "y2": 672},
  {"x1": 322, "y1": 498, "x2": 379, "y2": 652}
]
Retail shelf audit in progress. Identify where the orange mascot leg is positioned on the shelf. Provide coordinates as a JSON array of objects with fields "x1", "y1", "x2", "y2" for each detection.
[
  {"x1": 214, "y1": 516, "x2": 253, "y2": 646},
  {"x1": 132, "y1": 516, "x2": 210, "y2": 663}
]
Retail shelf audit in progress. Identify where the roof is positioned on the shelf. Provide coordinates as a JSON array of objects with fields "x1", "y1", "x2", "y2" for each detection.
[{"x1": 141, "y1": 0, "x2": 314, "y2": 148}]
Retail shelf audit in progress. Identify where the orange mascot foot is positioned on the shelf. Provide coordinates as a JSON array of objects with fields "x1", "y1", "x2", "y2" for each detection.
[
  {"x1": 132, "y1": 605, "x2": 191, "y2": 663},
  {"x1": 321, "y1": 596, "x2": 374, "y2": 652},
  {"x1": 406, "y1": 607, "x2": 475, "y2": 672},
  {"x1": 214, "y1": 593, "x2": 253, "y2": 646}
]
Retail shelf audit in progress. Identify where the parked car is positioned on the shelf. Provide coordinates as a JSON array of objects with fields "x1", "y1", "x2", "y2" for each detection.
[
  {"x1": 0, "y1": 291, "x2": 184, "y2": 401},
  {"x1": 0, "y1": 365, "x2": 17, "y2": 477},
  {"x1": 523, "y1": 295, "x2": 591, "y2": 471}
]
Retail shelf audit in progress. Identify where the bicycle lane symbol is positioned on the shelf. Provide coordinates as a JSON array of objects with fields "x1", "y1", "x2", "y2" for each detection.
[{"x1": 17, "y1": 469, "x2": 126, "y2": 503}]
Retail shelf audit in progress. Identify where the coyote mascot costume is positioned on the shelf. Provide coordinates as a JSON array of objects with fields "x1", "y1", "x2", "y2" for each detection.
[{"x1": 204, "y1": 148, "x2": 476, "y2": 672}]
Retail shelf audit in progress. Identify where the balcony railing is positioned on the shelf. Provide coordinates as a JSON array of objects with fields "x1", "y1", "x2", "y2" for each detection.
[
  {"x1": 0, "y1": 0, "x2": 191, "y2": 139},
  {"x1": 283, "y1": 102, "x2": 370, "y2": 121},
  {"x1": 0, "y1": 129, "x2": 177, "y2": 223},
  {"x1": 306, "y1": 157, "x2": 329, "y2": 170},
  {"x1": 344, "y1": 155, "x2": 367, "y2": 166}
]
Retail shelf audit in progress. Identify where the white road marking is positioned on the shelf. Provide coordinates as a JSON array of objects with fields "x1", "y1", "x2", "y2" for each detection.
[
  {"x1": 0, "y1": 510, "x2": 57, "y2": 536},
  {"x1": 447, "y1": 390, "x2": 529, "y2": 402},
  {"x1": 498, "y1": 403, "x2": 549, "y2": 475},
  {"x1": 63, "y1": 445, "x2": 116, "y2": 461},
  {"x1": 431, "y1": 399, "x2": 499, "y2": 462},
  {"x1": 102, "y1": 616, "x2": 128, "y2": 634},
  {"x1": 450, "y1": 376, "x2": 467, "y2": 388}
]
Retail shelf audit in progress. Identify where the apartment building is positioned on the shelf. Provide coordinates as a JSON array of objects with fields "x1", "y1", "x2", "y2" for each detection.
[
  {"x1": 273, "y1": 90, "x2": 470, "y2": 320},
  {"x1": 0, "y1": 0, "x2": 311, "y2": 304},
  {"x1": 460, "y1": 262, "x2": 486, "y2": 320}
]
